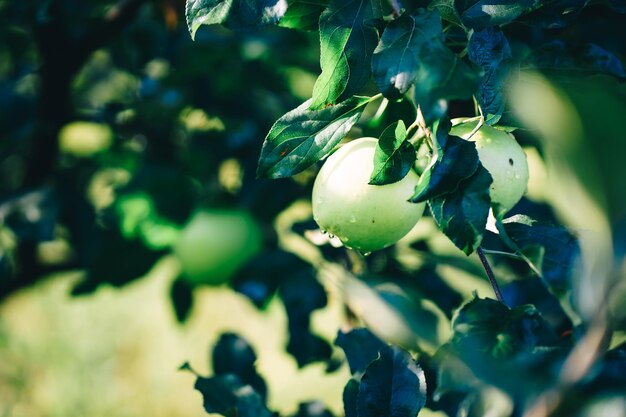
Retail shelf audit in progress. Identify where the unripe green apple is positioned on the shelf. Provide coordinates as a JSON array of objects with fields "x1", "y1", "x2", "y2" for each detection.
[
  {"x1": 59, "y1": 121, "x2": 113, "y2": 157},
  {"x1": 312, "y1": 137, "x2": 425, "y2": 253},
  {"x1": 450, "y1": 119, "x2": 529, "y2": 216},
  {"x1": 174, "y1": 209, "x2": 263, "y2": 286}
]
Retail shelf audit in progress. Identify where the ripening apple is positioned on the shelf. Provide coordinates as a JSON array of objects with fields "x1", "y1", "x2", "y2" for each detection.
[
  {"x1": 173, "y1": 209, "x2": 263, "y2": 286},
  {"x1": 450, "y1": 119, "x2": 529, "y2": 216},
  {"x1": 312, "y1": 137, "x2": 425, "y2": 253}
]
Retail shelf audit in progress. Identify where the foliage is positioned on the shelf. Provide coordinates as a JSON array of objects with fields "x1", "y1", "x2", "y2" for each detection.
[{"x1": 1, "y1": 0, "x2": 626, "y2": 416}]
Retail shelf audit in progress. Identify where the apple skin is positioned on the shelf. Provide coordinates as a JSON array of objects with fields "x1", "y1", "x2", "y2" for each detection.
[
  {"x1": 174, "y1": 209, "x2": 263, "y2": 286},
  {"x1": 312, "y1": 137, "x2": 425, "y2": 253},
  {"x1": 450, "y1": 119, "x2": 529, "y2": 217}
]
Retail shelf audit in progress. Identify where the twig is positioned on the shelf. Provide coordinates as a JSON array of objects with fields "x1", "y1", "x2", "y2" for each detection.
[
  {"x1": 389, "y1": 0, "x2": 402, "y2": 16},
  {"x1": 477, "y1": 246, "x2": 505, "y2": 303}
]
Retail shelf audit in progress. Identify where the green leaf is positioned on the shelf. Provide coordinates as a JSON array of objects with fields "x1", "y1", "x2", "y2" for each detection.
[
  {"x1": 371, "y1": 10, "x2": 442, "y2": 100},
  {"x1": 256, "y1": 96, "x2": 371, "y2": 178},
  {"x1": 451, "y1": 296, "x2": 558, "y2": 360},
  {"x1": 343, "y1": 378, "x2": 360, "y2": 417},
  {"x1": 428, "y1": 164, "x2": 492, "y2": 255},
  {"x1": 468, "y1": 28, "x2": 514, "y2": 125},
  {"x1": 411, "y1": 118, "x2": 480, "y2": 202},
  {"x1": 193, "y1": 374, "x2": 273, "y2": 417},
  {"x1": 496, "y1": 215, "x2": 580, "y2": 296},
  {"x1": 310, "y1": 0, "x2": 383, "y2": 109},
  {"x1": 522, "y1": 41, "x2": 626, "y2": 80},
  {"x1": 279, "y1": 0, "x2": 329, "y2": 31},
  {"x1": 357, "y1": 346, "x2": 427, "y2": 417},
  {"x1": 460, "y1": 0, "x2": 543, "y2": 30},
  {"x1": 428, "y1": 0, "x2": 463, "y2": 26},
  {"x1": 335, "y1": 328, "x2": 387, "y2": 375},
  {"x1": 186, "y1": 0, "x2": 288, "y2": 38},
  {"x1": 212, "y1": 333, "x2": 267, "y2": 400},
  {"x1": 413, "y1": 36, "x2": 479, "y2": 123},
  {"x1": 362, "y1": 98, "x2": 417, "y2": 138},
  {"x1": 170, "y1": 279, "x2": 194, "y2": 323},
  {"x1": 369, "y1": 120, "x2": 415, "y2": 185}
]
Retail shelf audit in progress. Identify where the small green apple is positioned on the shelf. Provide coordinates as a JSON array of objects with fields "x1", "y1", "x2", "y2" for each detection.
[
  {"x1": 450, "y1": 119, "x2": 529, "y2": 216},
  {"x1": 312, "y1": 137, "x2": 425, "y2": 253},
  {"x1": 174, "y1": 209, "x2": 263, "y2": 286}
]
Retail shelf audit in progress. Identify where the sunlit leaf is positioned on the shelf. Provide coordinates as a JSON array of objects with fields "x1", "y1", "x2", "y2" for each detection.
[
  {"x1": 369, "y1": 120, "x2": 415, "y2": 185},
  {"x1": 186, "y1": 0, "x2": 288, "y2": 38},
  {"x1": 371, "y1": 10, "x2": 442, "y2": 99},
  {"x1": 460, "y1": 0, "x2": 543, "y2": 30},
  {"x1": 256, "y1": 96, "x2": 371, "y2": 178},
  {"x1": 279, "y1": 0, "x2": 329, "y2": 31},
  {"x1": 310, "y1": 0, "x2": 383, "y2": 109}
]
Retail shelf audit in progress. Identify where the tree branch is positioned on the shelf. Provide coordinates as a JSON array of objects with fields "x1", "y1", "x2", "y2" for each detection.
[{"x1": 477, "y1": 246, "x2": 505, "y2": 304}]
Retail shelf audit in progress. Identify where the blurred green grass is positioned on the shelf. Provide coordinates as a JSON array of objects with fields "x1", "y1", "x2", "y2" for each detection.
[{"x1": 0, "y1": 256, "x2": 349, "y2": 417}]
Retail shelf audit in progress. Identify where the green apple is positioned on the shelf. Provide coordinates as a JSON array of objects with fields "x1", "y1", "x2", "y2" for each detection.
[
  {"x1": 173, "y1": 209, "x2": 263, "y2": 286},
  {"x1": 312, "y1": 137, "x2": 425, "y2": 253},
  {"x1": 450, "y1": 119, "x2": 529, "y2": 217},
  {"x1": 59, "y1": 121, "x2": 113, "y2": 157}
]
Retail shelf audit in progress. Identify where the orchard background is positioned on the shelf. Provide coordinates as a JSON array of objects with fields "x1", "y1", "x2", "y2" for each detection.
[{"x1": 1, "y1": 1, "x2": 626, "y2": 416}]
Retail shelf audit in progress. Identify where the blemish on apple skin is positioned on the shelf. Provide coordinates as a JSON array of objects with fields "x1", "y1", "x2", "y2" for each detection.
[{"x1": 509, "y1": 158, "x2": 514, "y2": 166}]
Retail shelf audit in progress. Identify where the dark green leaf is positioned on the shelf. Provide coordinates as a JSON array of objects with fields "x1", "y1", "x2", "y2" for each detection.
[
  {"x1": 363, "y1": 98, "x2": 417, "y2": 138},
  {"x1": 193, "y1": 374, "x2": 273, "y2": 417},
  {"x1": 460, "y1": 0, "x2": 543, "y2": 30},
  {"x1": 73, "y1": 228, "x2": 165, "y2": 294},
  {"x1": 520, "y1": 0, "x2": 588, "y2": 28},
  {"x1": 501, "y1": 280, "x2": 573, "y2": 335},
  {"x1": 280, "y1": 270, "x2": 332, "y2": 367},
  {"x1": 279, "y1": 0, "x2": 329, "y2": 31},
  {"x1": 335, "y1": 328, "x2": 387, "y2": 375},
  {"x1": 357, "y1": 346, "x2": 427, "y2": 417},
  {"x1": 468, "y1": 28, "x2": 514, "y2": 125},
  {"x1": 310, "y1": 0, "x2": 383, "y2": 109},
  {"x1": 451, "y1": 296, "x2": 558, "y2": 359},
  {"x1": 413, "y1": 38, "x2": 479, "y2": 123},
  {"x1": 372, "y1": 11, "x2": 442, "y2": 99},
  {"x1": 343, "y1": 378, "x2": 360, "y2": 417},
  {"x1": 369, "y1": 120, "x2": 415, "y2": 185},
  {"x1": 212, "y1": 333, "x2": 267, "y2": 400},
  {"x1": 522, "y1": 41, "x2": 626, "y2": 80},
  {"x1": 497, "y1": 215, "x2": 580, "y2": 295},
  {"x1": 256, "y1": 96, "x2": 371, "y2": 178},
  {"x1": 170, "y1": 279, "x2": 194, "y2": 323},
  {"x1": 428, "y1": 0, "x2": 463, "y2": 26},
  {"x1": 428, "y1": 164, "x2": 492, "y2": 255},
  {"x1": 186, "y1": 0, "x2": 288, "y2": 38},
  {"x1": 411, "y1": 119, "x2": 480, "y2": 203},
  {"x1": 291, "y1": 401, "x2": 335, "y2": 417},
  {"x1": 432, "y1": 344, "x2": 479, "y2": 399}
]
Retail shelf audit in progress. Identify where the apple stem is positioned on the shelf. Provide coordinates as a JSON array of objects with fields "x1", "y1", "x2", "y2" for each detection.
[{"x1": 477, "y1": 246, "x2": 505, "y2": 304}]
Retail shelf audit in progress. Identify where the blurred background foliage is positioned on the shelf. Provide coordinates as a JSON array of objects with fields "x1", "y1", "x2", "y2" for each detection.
[{"x1": 0, "y1": 0, "x2": 625, "y2": 417}]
